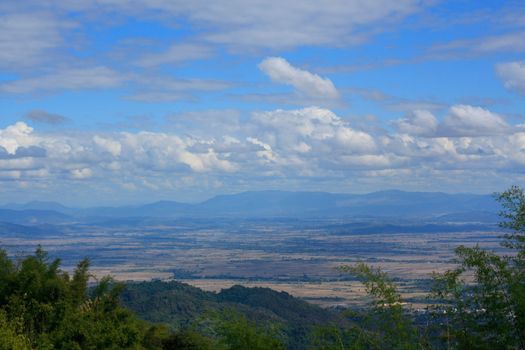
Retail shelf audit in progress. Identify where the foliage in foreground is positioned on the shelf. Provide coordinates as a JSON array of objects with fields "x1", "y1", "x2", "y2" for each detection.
[
  {"x1": 427, "y1": 186, "x2": 525, "y2": 349},
  {"x1": 0, "y1": 247, "x2": 154, "y2": 349}
]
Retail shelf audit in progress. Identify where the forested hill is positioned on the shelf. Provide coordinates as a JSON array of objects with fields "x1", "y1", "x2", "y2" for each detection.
[{"x1": 120, "y1": 280, "x2": 341, "y2": 349}]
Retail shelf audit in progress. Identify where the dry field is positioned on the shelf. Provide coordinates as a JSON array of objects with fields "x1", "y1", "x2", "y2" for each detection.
[{"x1": 0, "y1": 220, "x2": 503, "y2": 308}]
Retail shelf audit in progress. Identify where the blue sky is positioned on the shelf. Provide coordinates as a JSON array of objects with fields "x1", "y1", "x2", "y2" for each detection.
[{"x1": 1, "y1": 0, "x2": 525, "y2": 205}]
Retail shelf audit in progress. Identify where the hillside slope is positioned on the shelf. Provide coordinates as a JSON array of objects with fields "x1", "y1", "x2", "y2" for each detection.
[{"x1": 120, "y1": 280, "x2": 342, "y2": 349}]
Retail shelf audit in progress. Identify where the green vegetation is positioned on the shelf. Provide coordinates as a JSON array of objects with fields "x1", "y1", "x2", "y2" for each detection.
[
  {"x1": 427, "y1": 186, "x2": 525, "y2": 349},
  {"x1": 120, "y1": 281, "x2": 338, "y2": 349},
  {"x1": 1, "y1": 186, "x2": 525, "y2": 349},
  {"x1": 0, "y1": 247, "x2": 147, "y2": 349},
  {"x1": 0, "y1": 247, "x2": 301, "y2": 349}
]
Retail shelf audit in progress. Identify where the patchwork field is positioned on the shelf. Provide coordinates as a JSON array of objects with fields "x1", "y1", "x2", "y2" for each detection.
[{"x1": 0, "y1": 219, "x2": 503, "y2": 308}]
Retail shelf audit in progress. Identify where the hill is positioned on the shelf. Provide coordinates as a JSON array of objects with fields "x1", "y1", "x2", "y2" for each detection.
[{"x1": 120, "y1": 280, "x2": 342, "y2": 349}]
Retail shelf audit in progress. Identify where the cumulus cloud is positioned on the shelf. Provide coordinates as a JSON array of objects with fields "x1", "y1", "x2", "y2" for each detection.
[
  {"x1": 71, "y1": 168, "x2": 93, "y2": 179},
  {"x1": 0, "y1": 108, "x2": 378, "y2": 188},
  {"x1": 248, "y1": 107, "x2": 378, "y2": 174},
  {"x1": 393, "y1": 110, "x2": 438, "y2": 136},
  {"x1": 1, "y1": 103, "x2": 524, "y2": 198},
  {"x1": 0, "y1": 146, "x2": 46, "y2": 160},
  {"x1": 496, "y1": 61, "x2": 525, "y2": 96},
  {"x1": 440, "y1": 105, "x2": 509, "y2": 137},
  {"x1": 93, "y1": 135, "x2": 122, "y2": 157},
  {"x1": 118, "y1": 131, "x2": 236, "y2": 173},
  {"x1": 253, "y1": 107, "x2": 375, "y2": 151},
  {"x1": 259, "y1": 57, "x2": 339, "y2": 100},
  {"x1": 246, "y1": 137, "x2": 277, "y2": 163},
  {"x1": 0, "y1": 122, "x2": 39, "y2": 154},
  {"x1": 393, "y1": 105, "x2": 510, "y2": 138}
]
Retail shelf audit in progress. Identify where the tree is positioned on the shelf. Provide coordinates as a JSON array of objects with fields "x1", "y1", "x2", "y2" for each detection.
[
  {"x1": 0, "y1": 246, "x2": 149, "y2": 349},
  {"x1": 334, "y1": 263, "x2": 420, "y2": 350},
  {"x1": 429, "y1": 186, "x2": 525, "y2": 349},
  {"x1": 208, "y1": 309, "x2": 285, "y2": 350}
]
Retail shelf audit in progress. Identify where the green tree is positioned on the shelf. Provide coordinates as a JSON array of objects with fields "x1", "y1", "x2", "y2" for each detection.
[
  {"x1": 335, "y1": 263, "x2": 420, "y2": 350},
  {"x1": 429, "y1": 186, "x2": 525, "y2": 349},
  {"x1": 209, "y1": 309, "x2": 285, "y2": 350},
  {"x1": 0, "y1": 310, "x2": 31, "y2": 350},
  {"x1": 309, "y1": 324, "x2": 372, "y2": 350},
  {"x1": 0, "y1": 246, "x2": 150, "y2": 349},
  {"x1": 162, "y1": 329, "x2": 214, "y2": 350}
]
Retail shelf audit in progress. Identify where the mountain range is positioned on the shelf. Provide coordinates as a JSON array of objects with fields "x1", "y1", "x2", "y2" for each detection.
[{"x1": 0, "y1": 190, "x2": 500, "y2": 224}]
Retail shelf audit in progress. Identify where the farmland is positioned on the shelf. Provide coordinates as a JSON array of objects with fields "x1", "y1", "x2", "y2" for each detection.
[{"x1": 0, "y1": 218, "x2": 502, "y2": 308}]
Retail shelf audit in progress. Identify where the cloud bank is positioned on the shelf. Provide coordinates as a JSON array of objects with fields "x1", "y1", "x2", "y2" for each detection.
[{"x1": 2, "y1": 103, "x2": 525, "y2": 202}]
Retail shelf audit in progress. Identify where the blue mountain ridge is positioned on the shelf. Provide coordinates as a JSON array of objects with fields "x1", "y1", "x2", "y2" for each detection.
[{"x1": 0, "y1": 190, "x2": 499, "y2": 223}]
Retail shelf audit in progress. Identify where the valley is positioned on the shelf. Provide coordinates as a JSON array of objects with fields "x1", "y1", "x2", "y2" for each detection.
[{"x1": 0, "y1": 217, "x2": 503, "y2": 308}]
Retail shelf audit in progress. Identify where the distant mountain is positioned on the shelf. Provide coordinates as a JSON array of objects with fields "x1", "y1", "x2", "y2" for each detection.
[
  {"x1": 77, "y1": 200, "x2": 192, "y2": 218},
  {"x1": 0, "y1": 209, "x2": 72, "y2": 225},
  {"x1": 0, "y1": 190, "x2": 501, "y2": 222},
  {"x1": 2, "y1": 200, "x2": 75, "y2": 214},
  {"x1": 198, "y1": 191, "x2": 346, "y2": 216},
  {"x1": 192, "y1": 190, "x2": 499, "y2": 219}
]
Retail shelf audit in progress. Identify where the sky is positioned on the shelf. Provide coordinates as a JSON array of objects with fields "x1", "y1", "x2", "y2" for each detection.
[{"x1": 1, "y1": 0, "x2": 525, "y2": 206}]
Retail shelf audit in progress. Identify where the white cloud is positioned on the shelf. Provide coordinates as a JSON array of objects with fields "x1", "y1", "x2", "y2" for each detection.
[
  {"x1": 71, "y1": 168, "x2": 93, "y2": 179},
  {"x1": 0, "y1": 13, "x2": 64, "y2": 68},
  {"x1": 476, "y1": 31, "x2": 525, "y2": 53},
  {"x1": 393, "y1": 105, "x2": 511, "y2": 138},
  {"x1": 440, "y1": 105, "x2": 509, "y2": 137},
  {"x1": 259, "y1": 57, "x2": 339, "y2": 100},
  {"x1": 93, "y1": 135, "x2": 122, "y2": 157},
  {"x1": 135, "y1": 43, "x2": 213, "y2": 67},
  {"x1": 2, "y1": 0, "x2": 425, "y2": 54},
  {"x1": 0, "y1": 66, "x2": 122, "y2": 94},
  {"x1": 193, "y1": 0, "x2": 423, "y2": 50},
  {"x1": 429, "y1": 31, "x2": 525, "y2": 59},
  {"x1": 249, "y1": 107, "x2": 378, "y2": 174},
  {"x1": 393, "y1": 110, "x2": 438, "y2": 136},
  {"x1": 1, "y1": 103, "x2": 525, "y2": 197},
  {"x1": 53, "y1": 0, "x2": 420, "y2": 51},
  {"x1": 0, "y1": 122, "x2": 38, "y2": 154},
  {"x1": 247, "y1": 137, "x2": 277, "y2": 163},
  {"x1": 119, "y1": 131, "x2": 236, "y2": 173},
  {"x1": 496, "y1": 61, "x2": 525, "y2": 96},
  {"x1": 126, "y1": 77, "x2": 233, "y2": 102}
]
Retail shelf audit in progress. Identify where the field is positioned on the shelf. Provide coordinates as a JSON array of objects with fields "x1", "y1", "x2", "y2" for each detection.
[{"x1": 0, "y1": 219, "x2": 503, "y2": 308}]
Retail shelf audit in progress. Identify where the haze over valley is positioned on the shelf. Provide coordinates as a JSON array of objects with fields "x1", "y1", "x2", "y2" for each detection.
[{"x1": 0, "y1": 190, "x2": 503, "y2": 308}]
